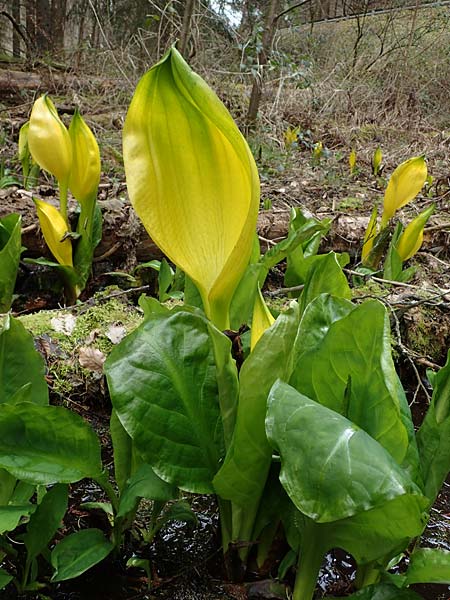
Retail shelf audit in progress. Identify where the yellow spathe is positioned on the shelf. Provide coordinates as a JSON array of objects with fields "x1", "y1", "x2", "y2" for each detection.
[
  {"x1": 381, "y1": 156, "x2": 427, "y2": 227},
  {"x1": 34, "y1": 199, "x2": 73, "y2": 267},
  {"x1": 397, "y1": 205, "x2": 434, "y2": 262},
  {"x1": 250, "y1": 287, "x2": 275, "y2": 351},
  {"x1": 28, "y1": 95, "x2": 72, "y2": 188},
  {"x1": 123, "y1": 47, "x2": 259, "y2": 329},
  {"x1": 69, "y1": 110, "x2": 101, "y2": 206}
]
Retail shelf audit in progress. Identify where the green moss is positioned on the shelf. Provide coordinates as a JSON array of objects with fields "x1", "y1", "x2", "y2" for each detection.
[{"x1": 19, "y1": 292, "x2": 143, "y2": 401}]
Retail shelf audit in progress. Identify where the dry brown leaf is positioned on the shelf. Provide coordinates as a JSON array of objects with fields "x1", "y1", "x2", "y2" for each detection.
[{"x1": 78, "y1": 346, "x2": 106, "y2": 373}]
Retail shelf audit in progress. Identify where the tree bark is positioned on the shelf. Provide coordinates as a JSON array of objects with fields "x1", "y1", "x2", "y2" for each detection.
[
  {"x1": 245, "y1": 0, "x2": 278, "y2": 129},
  {"x1": 178, "y1": 0, "x2": 196, "y2": 58},
  {"x1": 51, "y1": 0, "x2": 67, "y2": 52},
  {"x1": 35, "y1": 0, "x2": 51, "y2": 54},
  {"x1": 12, "y1": 0, "x2": 21, "y2": 58}
]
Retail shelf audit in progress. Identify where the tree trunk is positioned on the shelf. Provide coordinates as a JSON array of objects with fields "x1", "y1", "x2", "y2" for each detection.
[
  {"x1": 245, "y1": 0, "x2": 278, "y2": 129},
  {"x1": 35, "y1": 0, "x2": 51, "y2": 54},
  {"x1": 25, "y1": 0, "x2": 36, "y2": 58},
  {"x1": 51, "y1": 0, "x2": 67, "y2": 53},
  {"x1": 179, "y1": 0, "x2": 196, "y2": 58},
  {"x1": 12, "y1": 0, "x2": 21, "y2": 58}
]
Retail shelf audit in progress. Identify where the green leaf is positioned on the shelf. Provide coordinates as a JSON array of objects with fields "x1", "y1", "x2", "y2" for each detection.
[
  {"x1": 229, "y1": 262, "x2": 264, "y2": 329},
  {"x1": 299, "y1": 252, "x2": 351, "y2": 313},
  {"x1": 24, "y1": 484, "x2": 68, "y2": 568},
  {"x1": 214, "y1": 303, "x2": 300, "y2": 506},
  {"x1": 0, "y1": 213, "x2": 21, "y2": 312},
  {"x1": 383, "y1": 222, "x2": 404, "y2": 281},
  {"x1": 0, "y1": 567, "x2": 13, "y2": 590},
  {"x1": 325, "y1": 492, "x2": 428, "y2": 564},
  {"x1": 110, "y1": 409, "x2": 136, "y2": 494},
  {"x1": 117, "y1": 463, "x2": 177, "y2": 518},
  {"x1": 51, "y1": 528, "x2": 113, "y2": 582},
  {"x1": 0, "y1": 315, "x2": 49, "y2": 405},
  {"x1": 0, "y1": 403, "x2": 102, "y2": 484},
  {"x1": 156, "y1": 499, "x2": 198, "y2": 531},
  {"x1": 290, "y1": 299, "x2": 414, "y2": 468},
  {"x1": 266, "y1": 381, "x2": 423, "y2": 522},
  {"x1": 0, "y1": 504, "x2": 35, "y2": 534},
  {"x1": 405, "y1": 548, "x2": 450, "y2": 585},
  {"x1": 417, "y1": 350, "x2": 450, "y2": 500},
  {"x1": 106, "y1": 311, "x2": 225, "y2": 493},
  {"x1": 158, "y1": 258, "x2": 174, "y2": 301}
]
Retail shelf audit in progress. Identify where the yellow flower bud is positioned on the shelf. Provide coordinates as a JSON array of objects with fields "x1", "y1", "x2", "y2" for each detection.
[
  {"x1": 18, "y1": 121, "x2": 30, "y2": 162},
  {"x1": 68, "y1": 109, "x2": 101, "y2": 206},
  {"x1": 34, "y1": 199, "x2": 73, "y2": 267},
  {"x1": 381, "y1": 156, "x2": 427, "y2": 227},
  {"x1": 361, "y1": 207, "x2": 378, "y2": 264},
  {"x1": 28, "y1": 95, "x2": 72, "y2": 188},
  {"x1": 250, "y1": 287, "x2": 275, "y2": 351},
  {"x1": 123, "y1": 47, "x2": 259, "y2": 329},
  {"x1": 397, "y1": 205, "x2": 434, "y2": 262}
]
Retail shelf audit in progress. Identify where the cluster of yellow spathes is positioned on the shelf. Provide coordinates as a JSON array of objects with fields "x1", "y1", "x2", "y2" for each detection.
[
  {"x1": 27, "y1": 96, "x2": 100, "y2": 270},
  {"x1": 362, "y1": 156, "x2": 433, "y2": 264}
]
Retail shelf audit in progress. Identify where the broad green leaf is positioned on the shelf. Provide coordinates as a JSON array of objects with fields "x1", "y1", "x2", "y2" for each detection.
[
  {"x1": 0, "y1": 213, "x2": 21, "y2": 312},
  {"x1": 24, "y1": 484, "x2": 68, "y2": 566},
  {"x1": 0, "y1": 567, "x2": 13, "y2": 590},
  {"x1": 290, "y1": 300, "x2": 412, "y2": 467},
  {"x1": 299, "y1": 252, "x2": 351, "y2": 313},
  {"x1": 34, "y1": 199, "x2": 73, "y2": 267},
  {"x1": 106, "y1": 311, "x2": 225, "y2": 493},
  {"x1": 0, "y1": 315, "x2": 48, "y2": 405},
  {"x1": 0, "y1": 403, "x2": 102, "y2": 484},
  {"x1": 117, "y1": 463, "x2": 177, "y2": 518},
  {"x1": 0, "y1": 504, "x2": 35, "y2": 533},
  {"x1": 266, "y1": 381, "x2": 422, "y2": 522},
  {"x1": 123, "y1": 47, "x2": 259, "y2": 329},
  {"x1": 51, "y1": 528, "x2": 113, "y2": 582},
  {"x1": 405, "y1": 548, "x2": 450, "y2": 584},
  {"x1": 381, "y1": 156, "x2": 427, "y2": 226},
  {"x1": 328, "y1": 583, "x2": 422, "y2": 599},
  {"x1": 0, "y1": 469, "x2": 16, "y2": 504},
  {"x1": 418, "y1": 350, "x2": 450, "y2": 500},
  {"x1": 325, "y1": 492, "x2": 428, "y2": 564}
]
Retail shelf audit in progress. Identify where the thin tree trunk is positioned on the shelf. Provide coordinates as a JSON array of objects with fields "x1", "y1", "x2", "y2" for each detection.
[
  {"x1": 35, "y1": 0, "x2": 51, "y2": 54},
  {"x1": 245, "y1": 0, "x2": 278, "y2": 130},
  {"x1": 12, "y1": 0, "x2": 21, "y2": 58},
  {"x1": 51, "y1": 0, "x2": 67, "y2": 52},
  {"x1": 179, "y1": 0, "x2": 196, "y2": 58},
  {"x1": 25, "y1": 0, "x2": 36, "y2": 58}
]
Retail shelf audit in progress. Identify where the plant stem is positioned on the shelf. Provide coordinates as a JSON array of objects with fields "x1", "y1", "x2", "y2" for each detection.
[
  {"x1": 59, "y1": 181, "x2": 69, "y2": 227},
  {"x1": 292, "y1": 519, "x2": 325, "y2": 600}
]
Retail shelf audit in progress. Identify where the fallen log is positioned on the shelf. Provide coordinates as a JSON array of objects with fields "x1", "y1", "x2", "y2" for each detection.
[{"x1": 1, "y1": 187, "x2": 448, "y2": 267}]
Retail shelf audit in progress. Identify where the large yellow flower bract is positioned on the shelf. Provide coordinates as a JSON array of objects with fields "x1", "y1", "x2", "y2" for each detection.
[
  {"x1": 123, "y1": 48, "x2": 260, "y2": 329},
  {"x1": 69, "y1": 110, "x2": 101, "y2": 206},
  {"x1": 381, "y1": 156, "x2": 427, "y2": 227},
  {"x1": 28, "y1": 96, "x2": 72, "y2": 189},
  {"x1": 34, "y1": 199, "x2": 73, "y2": 267}
]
